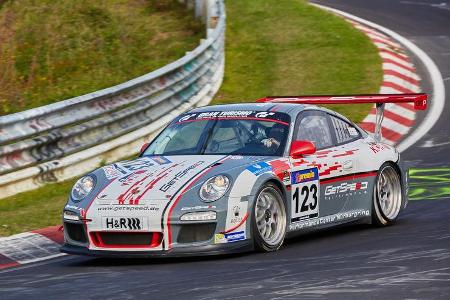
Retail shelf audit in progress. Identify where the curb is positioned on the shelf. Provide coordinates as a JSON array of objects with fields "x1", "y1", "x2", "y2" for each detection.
[
  {"x1": 0, "y1": 226, "x2": 64, "y2": 270},
  {"x1": 312, "y1": 2, "x2": 445, "y2": 153},
  {"x1": 347, "y1": 20, "x2": 422, "y2": 145}
]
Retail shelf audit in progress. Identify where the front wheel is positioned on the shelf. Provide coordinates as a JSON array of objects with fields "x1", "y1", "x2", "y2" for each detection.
[
  {"x1": 252, "y1": 183, "x2": 287, "y2": 252},
  {"x1": 372, "y1": 163, "x2": 403, "y2": 226}
]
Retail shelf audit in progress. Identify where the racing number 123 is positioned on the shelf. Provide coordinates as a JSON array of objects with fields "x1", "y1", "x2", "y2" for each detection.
[
  {"x1": 292, "y1": 183, "x2": 319, "y2": 221},
  {"x1": 293, "y1": 184, "x2": 317, "y2": 213}
]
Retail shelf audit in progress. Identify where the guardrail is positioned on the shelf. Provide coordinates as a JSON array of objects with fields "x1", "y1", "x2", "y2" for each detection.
[{"x1": 0, "y1": 0, "x2": 225, "y2": 199}]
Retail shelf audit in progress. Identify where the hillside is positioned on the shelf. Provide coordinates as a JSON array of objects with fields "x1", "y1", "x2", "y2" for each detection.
[{"x1": 0, "y1": 0, "x2": 203, "y2": 115}]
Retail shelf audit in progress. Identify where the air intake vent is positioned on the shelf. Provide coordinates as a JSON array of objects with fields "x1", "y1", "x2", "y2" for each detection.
[
  {"x1": 64, "y1": 222, "x2": 87, "y2": 243},
  {"x1": 90, "y1": 232, "x2": 163, "y2": 248},
  {"x1": 177, "y1": 223, "x2": 216, "y2": 243}
]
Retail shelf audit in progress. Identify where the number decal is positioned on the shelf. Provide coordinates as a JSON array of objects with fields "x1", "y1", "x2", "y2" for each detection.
[
  {"x1": 291, "y1": 168, "x2": 320, "y2": 222},
  {"x1": 300, "y1": 186, "x2": 309, "y2": 212}
]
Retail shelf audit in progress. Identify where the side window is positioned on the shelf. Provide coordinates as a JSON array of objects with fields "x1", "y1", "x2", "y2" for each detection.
[
  {"x1": 295, "y1": 112, "x2": 333, "y2": 150},
  {"x1": 330, "y1": 116, "x2": 361, "y2": 144}
]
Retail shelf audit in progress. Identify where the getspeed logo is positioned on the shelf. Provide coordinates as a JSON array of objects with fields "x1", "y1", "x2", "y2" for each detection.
[
  {"x1": 325, "y1": 182, "x2": 368, "y2": 196},
  {"x1": 291, "y1": 168, "x2": 319, "y2": 184}
]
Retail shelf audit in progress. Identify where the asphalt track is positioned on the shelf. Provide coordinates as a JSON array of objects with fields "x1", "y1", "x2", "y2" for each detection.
[{"x1": 1, "y1": 1, "x2": 449, "y2": 299}]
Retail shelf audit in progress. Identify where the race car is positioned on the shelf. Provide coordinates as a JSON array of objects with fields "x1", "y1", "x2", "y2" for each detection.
[{"x1": 61, "y1": 93, "x2": 427, "y2": 257}]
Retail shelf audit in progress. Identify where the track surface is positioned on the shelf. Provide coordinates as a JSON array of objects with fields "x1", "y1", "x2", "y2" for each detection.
[{"x1": 1, "y1": 1, "x2": 449, "y2": 299}]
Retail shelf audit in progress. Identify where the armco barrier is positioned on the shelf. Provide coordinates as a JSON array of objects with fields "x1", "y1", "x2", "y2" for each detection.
[{"x1": 0, "y1": 0, "x2": 225, "y2": 199}]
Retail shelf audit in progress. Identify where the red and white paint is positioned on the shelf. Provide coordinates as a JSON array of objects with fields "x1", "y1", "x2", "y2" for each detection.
[
  {"x1": 0, "y1": 226, "x2": 64, "y2": 270},
  {"x1": 348, "y1": 20, "x2": 422, "y2": 145}
]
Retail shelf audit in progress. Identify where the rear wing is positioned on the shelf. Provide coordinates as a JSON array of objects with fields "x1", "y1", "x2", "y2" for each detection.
[{"x1": 256, "y1": 93, "x2": 428, "y2": 141}]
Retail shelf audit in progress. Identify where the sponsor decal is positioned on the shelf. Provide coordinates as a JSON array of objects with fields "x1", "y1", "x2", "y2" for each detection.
[
  {"x1": 159, "y1": 161, "x2": 205, "y2": 192},
  {"x1": 290, "y1": 209, "x2": 370, "y2": 231},
  {"x1": 214, "y1": 231, "x2": 246, "y2": 244},
  {"x1": 103, "y1": 165, "x2": 122, "y2": 180},
  {"x1": 291, "y1": 168, "x2": 319, "y2": 184},
  {"x1": 343, "y1": 160, "x2": 353, "y2": 171},
  {"x1": 102, "y1": 217, "x2": 146, "y2": 230},
  {"x1": 178, "y1": 113, "x2": 197, "y2": 122},
  {"x1": 369, "y1": 143, "x2": 390, "y2": 154},
  {"x1": 255, "y1": 112, "x2": 275, "y2": 118},
  {"x1": 230, "y1": 205, "x2": 244, "y2": 224},
  {"x1": 120, "y1": 158, "x2": 154, "y2": 171},
  {"x1": 176, "y1": 111, "x2": 291, "y2": 124},
  {"x1": 181, "y1": 205, "x2": 216, "y2": 211},
  {"x1": 151, "y1": 156, "x2": 171, "y2": 165},
  {"x1": 97, "y1": 205, "x2": 159, "y2": 212},
  {"x1": 324, "y1": 181, "x2": 368, "y2": 197},
  {"x1": 247, "y1": 162, "x2": 272, "y2": 176},
  {"x1": 229, "y1": 155, "x2": 244, "y2": 160}
]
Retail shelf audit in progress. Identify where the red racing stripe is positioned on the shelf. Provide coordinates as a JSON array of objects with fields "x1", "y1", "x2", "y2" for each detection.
[
  {"x1": 221, "y1": 213, "x2": 249, "y2": 234},
  {"x1": 359, "y1": 122, "x2": 403, "y2": 142},
  {"x1": 320, "y1": 171, "x2": 377, "y2": 184},
  {"x1": 379, "y1": 49, "x2": 410, "y2": 62},
  {"x1": 382, "y1": 81, "x2": 415, "y2": 94},
  {"x1": 383, "y1": 58, "x2": 416, "y2": 73},
  {"x1": 32, "y1": 225, "x2": 64, "y2": 244},
  {"x1": 383, "y1": 68, "x2": 418, "y2": 84},
  {"x1": 369, "y1": 107, "x2": 415, "y2": 127}
]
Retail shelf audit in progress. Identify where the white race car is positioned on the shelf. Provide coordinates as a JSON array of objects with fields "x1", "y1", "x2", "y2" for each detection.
[{"x1": 61, "y1": 93, "x2": 427, "y2": 257}]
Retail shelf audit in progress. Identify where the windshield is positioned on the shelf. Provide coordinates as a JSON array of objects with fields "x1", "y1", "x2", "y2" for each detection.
[{"x1": 143, "y1": 111, "x2": 290, "y2": 156}]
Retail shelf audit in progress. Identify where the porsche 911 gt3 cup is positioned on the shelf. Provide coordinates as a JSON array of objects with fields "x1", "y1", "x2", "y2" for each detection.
[{"x1": 61, "y1": 93, "x2": 427, "y2": 257}]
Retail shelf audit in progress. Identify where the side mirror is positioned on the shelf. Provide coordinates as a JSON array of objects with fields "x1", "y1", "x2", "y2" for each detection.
[
  {"x1": 140, "y1": 143, "x2": 149, "y2": 155},
  {"x1": 290, "y1": 140, "x2": 316, "y2": 158}
]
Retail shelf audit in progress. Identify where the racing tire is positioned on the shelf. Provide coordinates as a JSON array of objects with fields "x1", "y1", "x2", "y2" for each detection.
[
  {"x1": 252, "y1": 183, "x2": 287, "y2": 252},
  {"x1": 372, "y1": 162, "x2": 403, "y2": 226}
]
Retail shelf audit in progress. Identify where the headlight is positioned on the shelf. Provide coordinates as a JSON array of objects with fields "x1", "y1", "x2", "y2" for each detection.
[
  {"x1": 71, "y1": 175, "x2": 95, "y2": 202},
  {"x1": 199, "y1": 175, "x2": 230, "y2": 202}
]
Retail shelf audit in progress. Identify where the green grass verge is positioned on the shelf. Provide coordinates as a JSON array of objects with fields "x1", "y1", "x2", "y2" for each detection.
[
  {"x1": 0, "y1": 0, "x2": 203, "y2": 115},
  {"x1": 213, "y1": 0, "x2": 382, "y2": 122},
  {"x1": 0, "y1": 0, "x2": 383, "y2": 236},
  {"x1": 0, "y1": 179, "x2": 76, "y2": 236}
]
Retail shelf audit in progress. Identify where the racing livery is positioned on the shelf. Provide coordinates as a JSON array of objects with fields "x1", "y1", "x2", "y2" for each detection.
[{"x1": 61, "y1": 94, "x2": 427, "y2": 256}]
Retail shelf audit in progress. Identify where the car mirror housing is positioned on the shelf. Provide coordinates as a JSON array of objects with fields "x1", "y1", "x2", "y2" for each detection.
[
  {"x1": 140, "y1": 142, "x2": 149, "y2": 155},
  {"x1": 290, "y1": 140, "x2": 316, "y2": 158}
]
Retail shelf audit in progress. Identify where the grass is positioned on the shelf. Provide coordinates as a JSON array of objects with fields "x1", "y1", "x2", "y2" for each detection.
[
  {"x1": 0, "y1": 0, "x2": 383, "y2": 236},
  {"x1": 0, "y1": 179, "x2": 76, "y2": 236},
  {"x1": 0, "y1": 0, "x2": 203, "y2": 115},
  {"x1": 213, "y1": 0, "x2": 382, "y2": 122}
]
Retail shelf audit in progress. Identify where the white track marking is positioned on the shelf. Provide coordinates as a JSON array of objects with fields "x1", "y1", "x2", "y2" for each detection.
[
  {"x1": 0, "y1": 233, "x2": 64, "y2": 264},
  {"x1": 380, "y1": 52, "x2": 416, "y2": 69},
  {"x1": 311, "y1": 3, "x2": 446, "y2": 153},
  {"x1": 382, "y1": 64, "x2": 420, "y2": 79},
  {"x1": 383, "y1": 75, "x2": 421, "y2": 92}
]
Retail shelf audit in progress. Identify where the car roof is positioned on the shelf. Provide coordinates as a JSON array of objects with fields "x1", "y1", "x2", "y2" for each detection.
[
  {"x1": 190, "y1": 103, "x2": 305, "y2": 116},
  {"x1": 189, "y1": 103, "x2": 353, "y2": 123}
]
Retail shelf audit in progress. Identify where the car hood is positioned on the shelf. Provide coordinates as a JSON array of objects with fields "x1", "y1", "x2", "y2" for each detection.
[{"x1": 94, "y1": 155, "x2": 270, "y2": 203}]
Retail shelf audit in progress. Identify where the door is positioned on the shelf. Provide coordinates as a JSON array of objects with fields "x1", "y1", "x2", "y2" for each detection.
[{"x1": 288, "y1": 110, "x2": 360, "y2": 230}]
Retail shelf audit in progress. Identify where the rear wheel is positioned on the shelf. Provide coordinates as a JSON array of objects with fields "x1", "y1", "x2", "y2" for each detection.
[
  {"x1": 252, "y1": 183, "x2": 287, "y2": 252},
  {"x1": 372, "y1": 163, "x2": 402, "y2": 226}
]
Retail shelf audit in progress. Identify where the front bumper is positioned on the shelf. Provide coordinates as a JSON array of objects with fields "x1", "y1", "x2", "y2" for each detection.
[
  {"x1": 61, "y1": 217, "x2": 253, "y2": 257},
  {"x1": 61, "y1": 240, "x2": 253, "y2": 258}
]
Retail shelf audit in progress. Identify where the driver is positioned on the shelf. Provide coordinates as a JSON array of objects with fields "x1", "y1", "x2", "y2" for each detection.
[{"x1": 261, "y1": 124, "x2": 285, "y2": 150}]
